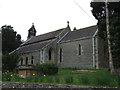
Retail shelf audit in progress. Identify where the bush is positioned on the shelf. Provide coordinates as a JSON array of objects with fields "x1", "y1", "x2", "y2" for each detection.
[
  {"x1": 34, "y1": 63, "x2": 58, "y2": 75},
  {"x1": 2, "y1": 73, "x2": 11, "y2": 81},
  {"x1": 2, "y1": 72, "x2": 19, "y2": 81},
  {"x1": 11, "y1": 75, "x2": 21, "y2": 82},
  {"x1": 64, "y1": 76, "x2": 73, "y2": 83},
  {"x1": 2, "y1": 53, "x2": 20, "y2": 72}
]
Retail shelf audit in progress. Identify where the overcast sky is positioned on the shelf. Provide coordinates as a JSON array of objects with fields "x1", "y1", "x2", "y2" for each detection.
[{"x1": 0, "y1": 0, "x2": 97, "y2": 40}]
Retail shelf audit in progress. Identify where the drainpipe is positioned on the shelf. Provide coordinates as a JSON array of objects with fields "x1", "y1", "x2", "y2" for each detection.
[
  {"x1": 92, "y1": 29, "x2": 99, "y2": 69},
  {"x1": 92, "y1": 37, "x2": 95, "y2": 68}
]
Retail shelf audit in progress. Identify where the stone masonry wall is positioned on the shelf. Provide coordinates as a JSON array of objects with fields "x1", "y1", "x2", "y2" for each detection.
[{"x1": 58, "y1": 38, "x2": 94, "y2": 69}]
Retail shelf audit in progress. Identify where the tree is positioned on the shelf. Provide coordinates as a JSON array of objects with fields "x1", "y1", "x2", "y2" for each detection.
[
  {"x1": 109, "y1": 16, "x2": 120, "y2": 69},
  {"x1": 91, "y1": 2, "x2": 120, "y2": 72},
  {"x1": 1, "y1": 25, "x2": 22, "y2": 54},
  {"x1": 1, "y1": 25, "x2": 22, "y2": 72},
  {"x1": 2, "y1": 53, "x2": 20, "y2": 72}
]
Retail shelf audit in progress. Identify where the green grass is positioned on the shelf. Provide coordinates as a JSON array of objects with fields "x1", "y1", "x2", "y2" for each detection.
[{"x1": 2, "y1": 69, "x2": 120, "y2": 87}]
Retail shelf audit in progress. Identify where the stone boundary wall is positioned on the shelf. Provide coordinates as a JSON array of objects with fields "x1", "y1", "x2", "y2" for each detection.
[{"x1": 1, "y1": 82, "x2": 119, "y2": 90}]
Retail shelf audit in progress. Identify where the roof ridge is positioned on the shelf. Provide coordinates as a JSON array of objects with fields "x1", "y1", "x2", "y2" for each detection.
[
  {"x1": 74, "y1": 25, "x2": 97, "y2": 31},
  {"x1": 36, "y1": 28, "x2": 65, "y2": 37}
]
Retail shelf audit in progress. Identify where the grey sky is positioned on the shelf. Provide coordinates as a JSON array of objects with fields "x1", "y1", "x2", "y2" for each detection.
[{"x1": 0, "y1": 0, "x2": 97, "y2": 40}]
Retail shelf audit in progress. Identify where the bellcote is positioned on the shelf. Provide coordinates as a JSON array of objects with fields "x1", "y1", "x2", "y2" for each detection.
[{"x1": 27, "y1": 23, "x2": 36, "y2": 39}]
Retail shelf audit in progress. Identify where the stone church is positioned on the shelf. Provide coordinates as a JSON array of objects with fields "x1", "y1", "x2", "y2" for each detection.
[{"x1": 14, "y1": 22, "x2": 105, "y2": 77}]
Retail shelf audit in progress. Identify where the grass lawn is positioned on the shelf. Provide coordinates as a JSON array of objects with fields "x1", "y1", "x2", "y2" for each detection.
[{"x1": 2, "y1": 69, "x2": 120, "y2": 87}]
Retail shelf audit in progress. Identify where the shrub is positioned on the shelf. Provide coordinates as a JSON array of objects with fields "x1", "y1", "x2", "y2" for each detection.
[
  {"x1": 11, "y1": 75, "x2": 21, "y2": 82},
  {"x1": 64, "y1": 76, "x2": 73, "y2": 83},
  {"x1": 34, "y1": 63, "x2": 58, "y2": 75},
  {"x1": 2, "y1": 73, "x2": 11, "y2": 81},
  {"x1": 2, "y1": 53, "x2": 20, "y2": 72}
]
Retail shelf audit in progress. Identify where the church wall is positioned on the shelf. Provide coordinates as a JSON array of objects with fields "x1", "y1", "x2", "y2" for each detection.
[
  {"x1": 18, "y1": 51, "x2": 40, "y2": 66},
  {"x1": 58, "y1": 38, "x2": 94, "y2": 69},
  {"x1": 42, "y1": 28, "x2": 71, "y2": 63},
  {"x1": 43, "y1": 42, "x2": 58, "y2": 63}
]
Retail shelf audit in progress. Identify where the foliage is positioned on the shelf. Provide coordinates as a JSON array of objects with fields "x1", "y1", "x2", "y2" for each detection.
[
  {"x1": 33, "y1": 76, "x2": 40, "y2": 82},
  {"x1": 2, "y1": 53, "x2": 20, "y2": 72},
  {"x1": 36, "y1": 76, "x2": 44, "y2": 82},
  {"x1": 117, "y1": 76, "x2": 120, "y2": 87},
  {"x1": 11, "y1": 75, "x2": 21, "y2": 82},
  {"x1": 64, "y1": 76, "x2": 73, "y2": 83},
  {"x1": 91, "y1": 2, "x2": 120, "y2": 69},
  {"x1": 33, "y1": 63, "x2": 58, "y2": 75},
  {"x1": 93, "y1": 70, "x2": 118, "y2": 87},
  {"x1": 2, "y1": 69, "x2": 119, "y2": 87},
  {"x1": 45, "y1": 76, "x2": 53, "y2": 83},
  {"x1": 2, "y1": 72, "x2": 19, "y2": 81},
  {"x1": 1, "y1": 25, "x2": 22, "y2": 54},
  {"x1": 54, "y1": 76, "x2": 60, "y2": 83},
  {"x1": 1, "y1": 25, "x2": 22, "y2": 72},
  {"x1": 94, "y1": 73, "x2": 112, "y2": 86},
  {"x1": 78, "y1": 74, "x2": 89, "y2": 85},
  {"x1": 2, "y1": 72, "x2": 11, "y2": 81},
  {"x1": 109, "y1": 16, "x2": 120, "y2": 68},
  {"x1": 25, "y1": 76, "x2": 33, "y2": 82}
]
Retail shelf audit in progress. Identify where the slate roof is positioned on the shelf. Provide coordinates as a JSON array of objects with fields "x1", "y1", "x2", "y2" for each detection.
[
  {"x1": 14, "y1": 25, "x2": 97, "y2": 53},
  {"x1": 17, "y1": 40, "x2": 52, "y2": 53},
  {"x1": 22, "y1": 28, "x2": 65, "y2": 46},
  {"x1": 16, "y1": 28, "x2": 65, "y2": 53},
  {"x1": 60, "y1": 25, "x2": 97, "y2": 43}
]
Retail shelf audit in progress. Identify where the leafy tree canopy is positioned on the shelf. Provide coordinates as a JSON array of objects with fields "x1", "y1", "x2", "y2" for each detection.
[
  {"x1": 1, "y1": 25, "x2": 22, "y2": 54},
  {"x1": 91, "y1": 2, "x2": 120, "y2": 69},
  {"x1": 1, "y1": 25, "x2": 22, "y2": 72}
]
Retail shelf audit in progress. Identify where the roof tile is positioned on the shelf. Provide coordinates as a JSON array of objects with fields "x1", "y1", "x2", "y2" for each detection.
[{"x1": 60, "y1": 25, "x2": 97, "y2": 42}]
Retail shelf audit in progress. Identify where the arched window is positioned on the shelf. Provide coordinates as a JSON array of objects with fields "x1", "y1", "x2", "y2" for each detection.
[
  {"x1": 60, "y1": 48, "x2": 62, "y2": 62},
  {"x1": 31, "y1": 56, "x2": 34, "y2": 64},
  {"x1": 26, "y1": 57, "x2": 28, "y2": 65},
  {"x1": 49, "y1": 48, "x2": 52, "y2": 60},
  {"x1": 79, "y1": 44, "x2": 81, "y2": 55},
  {"x1": 21, "y1": 58, "x2": 23, "y2": 65}
]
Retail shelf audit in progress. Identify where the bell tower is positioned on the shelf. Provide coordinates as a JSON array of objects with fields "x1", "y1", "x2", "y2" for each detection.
[{"x1": 27, "y1": 23, "x2": 36, "y2": 39}]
